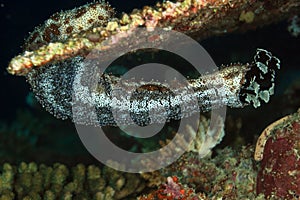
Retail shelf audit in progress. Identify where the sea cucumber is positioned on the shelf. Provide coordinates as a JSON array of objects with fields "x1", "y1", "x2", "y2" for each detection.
[{"x1": 25, "y1": 49, "x2": 280, "y2": 126}]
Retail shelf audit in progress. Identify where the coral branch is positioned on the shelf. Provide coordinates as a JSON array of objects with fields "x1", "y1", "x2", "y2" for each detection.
[
  {"x1": 7, "y1": 0, "x2": 300, "y2": 75},
  {"x1": 0, "y1": 162, "x2": 146, "y2": 199}
]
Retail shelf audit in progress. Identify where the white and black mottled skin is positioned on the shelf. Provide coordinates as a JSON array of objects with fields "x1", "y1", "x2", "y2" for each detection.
[
  {"x1": 239, "y1": 49, "x2": 280, "y2": 107},
  {"x1": 26, "y1": 49, "x2": 280, "y2": 126}
]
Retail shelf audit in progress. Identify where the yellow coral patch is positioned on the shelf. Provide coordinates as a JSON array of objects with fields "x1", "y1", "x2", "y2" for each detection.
[{"x1": 239, "y1": 11, "x2": 255, "y2": 23}]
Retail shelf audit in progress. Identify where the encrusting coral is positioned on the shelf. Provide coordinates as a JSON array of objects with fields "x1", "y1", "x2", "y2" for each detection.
[
  {"x1": 157, "y1": 146, "x2": 261, "y2": 199},
  {"x1": 256, "y1": 109, "x2": 300, "y2": 199},
  {"x1": 7, "y1": 0, "x2": 300, "y2": 75},
  {"x1": 138, "y1": 176, "x2": 207, "y2": 200}
]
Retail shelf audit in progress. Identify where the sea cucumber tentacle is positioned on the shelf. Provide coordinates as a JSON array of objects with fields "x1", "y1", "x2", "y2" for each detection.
[{"x1": 239, "y1": 49, "x2": 280, "y2": 108}]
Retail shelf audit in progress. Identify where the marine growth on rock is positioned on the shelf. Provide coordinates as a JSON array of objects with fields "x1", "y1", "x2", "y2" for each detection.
[{"x1": 256, "y1": 110, "x2": 300, "y2": 199}]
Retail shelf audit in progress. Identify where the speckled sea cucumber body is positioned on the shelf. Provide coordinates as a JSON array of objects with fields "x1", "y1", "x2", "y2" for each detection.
[
  {"x1": 24, "y1": 1, "x2": 114, "y2": 51},
  {"x1": 25, "y1": 49, "x2": 280, "y2": 126}
]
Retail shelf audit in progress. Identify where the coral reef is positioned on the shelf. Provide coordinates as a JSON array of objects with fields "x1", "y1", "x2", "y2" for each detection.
[
  {"x1": 0, "y1": 146, "x2": 264, "y2": 199},
  {"x1": 24, "y1": 1, "x2": 114, "y2": 51},
  {"x1": 2, "y1": 105, "x2": 300, "y2": 199},
  {"x1": 0, "y1": 163, "x2": 146, "y2": 199},
  {"x1": 138, "y1": 176, "x2": 207, "y2": 200},
  {"x1": 7, "y1": 0, "x2": 299, "y2": 75},
  {"x1": 256, "y1": 110, "x2": 300, "y2": 199},
  {"x1": 2, "y1": 0, "x2": 300, "y2": 199},
  {"x1": 159, "y1": 146, "x2": 260, "y2": 199},
  {"x1": 184, "y1": 115, "x2": 225, "y2": 158},
  {"x1": 131, "y1": 114, "x2": 225, "y2": 170},
  {"x1": 138, "y1": 144, "x2": 268, "y2": 199}
]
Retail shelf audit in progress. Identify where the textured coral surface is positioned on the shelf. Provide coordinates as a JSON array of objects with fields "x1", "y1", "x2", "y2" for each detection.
[
  {"x1": 7, "y1": 0, "x2": 300, "y2": 75},
  {"x1": 256, "y1": 111, "x2": 300, "y2": 199}
]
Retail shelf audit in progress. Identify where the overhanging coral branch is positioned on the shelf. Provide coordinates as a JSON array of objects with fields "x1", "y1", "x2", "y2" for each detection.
[{"x1": 7, "y1": 0, "x2": 300, "y2": 76}]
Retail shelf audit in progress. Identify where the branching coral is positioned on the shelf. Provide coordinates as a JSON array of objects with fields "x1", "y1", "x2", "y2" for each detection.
[{"x1": 0, "y1": 163, "x2": 147, "y2": 199}]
